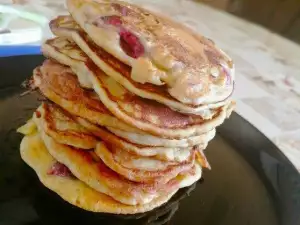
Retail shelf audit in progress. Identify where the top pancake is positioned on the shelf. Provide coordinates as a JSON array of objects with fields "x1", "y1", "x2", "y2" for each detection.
[
  {"x1": 48, "y1": 16, "x2": 231, "y2": 117},
  {"x1": 20, "y1": 132, "x2": 178, "y2": 213},
  {"x1": 66, "y1": 0, "x2": 234, "y2": 105}
]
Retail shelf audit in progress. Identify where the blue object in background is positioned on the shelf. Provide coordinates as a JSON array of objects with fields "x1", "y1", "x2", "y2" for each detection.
[{"x1": 0, "y1": 45, "x2": 41, "y2": 57}]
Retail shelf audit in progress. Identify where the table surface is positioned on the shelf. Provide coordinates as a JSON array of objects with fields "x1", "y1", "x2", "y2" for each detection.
[{"x1": 1, "y1": 0, "x2": 300, "y2": 171}]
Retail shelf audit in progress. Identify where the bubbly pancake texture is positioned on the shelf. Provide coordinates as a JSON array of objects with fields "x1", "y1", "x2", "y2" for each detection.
[
  {"x1": 48, "y1": 16, "x2": 231, "y2": 117},
  {"x1": 66, "y1": 0, "x2": 234, "y2": 105},
  {"x1": 20, "y1": 133, "x2": 179, "y2": 213}
]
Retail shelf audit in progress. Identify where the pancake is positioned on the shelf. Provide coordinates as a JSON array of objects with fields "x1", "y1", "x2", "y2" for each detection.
[
  {"x1": 107, "y1": 127, "x2": 214, "y2": 148},
  {"x1": 20, "y1": 133, "x2": 178, "y2": 213},
  {"x1": 17, "y1": 0, "x2": 235, "y2": 215},
  {"x1": 196, "y1": 150, "x2": 211, "y2": 170},
  {"x1": 32, "y1": 60, "x2": 140, "y2": 134},
  {"x1": 32, "y1": 103, "x2": 97, "y2": 149},
  {"x1": 49, "y1": 16, "x2": 232, "y2": 117},
  {"x1": 88, "y1": 68, "x2": 232, "y2": 138},
  {"x1": 42, "y1": 37, "x2": 93, "y2": 89},
  {"x1": 75, "y1": 117, "x2": 194, "y2": 162},
  {"x1": 31, "y1": 102, "x2": 198, "y2": 166},
  {"x1": 17, "y1": 118, "x2": 37, "y2": 136},
  {"x1": 28, "y1": 102, "x2": 195, "y2": 162},
  {"x1": 36, "y1": 126, "x2": 202, "y2": 205},
  {"x1": 94, "y1": 142, "x2": 196, "y2": 183},
  {"x1": 33, "y1": 59, "x2": 233, "y2": 139},
  {"x1": 66, "y1": 0, "x2": 234, "y2": 105}
]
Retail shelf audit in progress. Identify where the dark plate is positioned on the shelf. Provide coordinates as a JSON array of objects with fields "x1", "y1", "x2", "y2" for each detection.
[{"x1": 0, "y1": 55, "x2": 300, "y2": 225}]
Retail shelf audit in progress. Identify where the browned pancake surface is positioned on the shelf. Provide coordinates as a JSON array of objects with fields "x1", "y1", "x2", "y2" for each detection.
[
  {"x1": 37, "y1": 60, "x2": 107, "y2": 113},
  {"x1": 95, "y1": 142, "x2": 196, "y2": 183},
  {"x1": 33, "y1": 60, "x2": 230, "y2": 138},
  {"x1": 90, "y1": 69, "x2": 230, "y2": 137},
  {"x1": 34, "y1": 103, "x2": 98, "y2": 149},
  {"x1": 32, "y1": 60, "x2": 140, "y2": 133}
]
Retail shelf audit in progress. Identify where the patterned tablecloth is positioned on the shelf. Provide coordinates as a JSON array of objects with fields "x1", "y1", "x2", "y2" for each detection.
[{"x1": 2, "y1": 0, "x2": 300, "y2": 170}]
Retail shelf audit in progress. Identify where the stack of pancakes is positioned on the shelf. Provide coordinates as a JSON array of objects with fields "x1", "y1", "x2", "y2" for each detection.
[{"x1": 17, "y1": 0, "x2": 235, "y2": 214}]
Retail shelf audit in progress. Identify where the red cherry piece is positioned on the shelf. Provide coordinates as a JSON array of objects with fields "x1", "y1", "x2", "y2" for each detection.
[
  {"x1": 119, "y1": 29, "x2": 144, "y2": 58},
  {"x1": 35, "y1": 110, "x2": 41, "y2": 118},
  {"x1": 102, "y1": 15, "x2": 122, "y2": 27},
  {"x1": 47, "y1": 162, "x2": 73, "y2": 177}
]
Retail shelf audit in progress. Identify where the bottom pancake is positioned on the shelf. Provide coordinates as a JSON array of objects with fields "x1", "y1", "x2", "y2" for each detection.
[
  {"x1": 19, "y1": 119, "x2": 202, "y2": 205},
  {"x1": 20, "y1": 133, "x2": 177, "y2": 214},
  {"x1": 39, "y1": 130, "x2": 201, "y2": 205}
]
